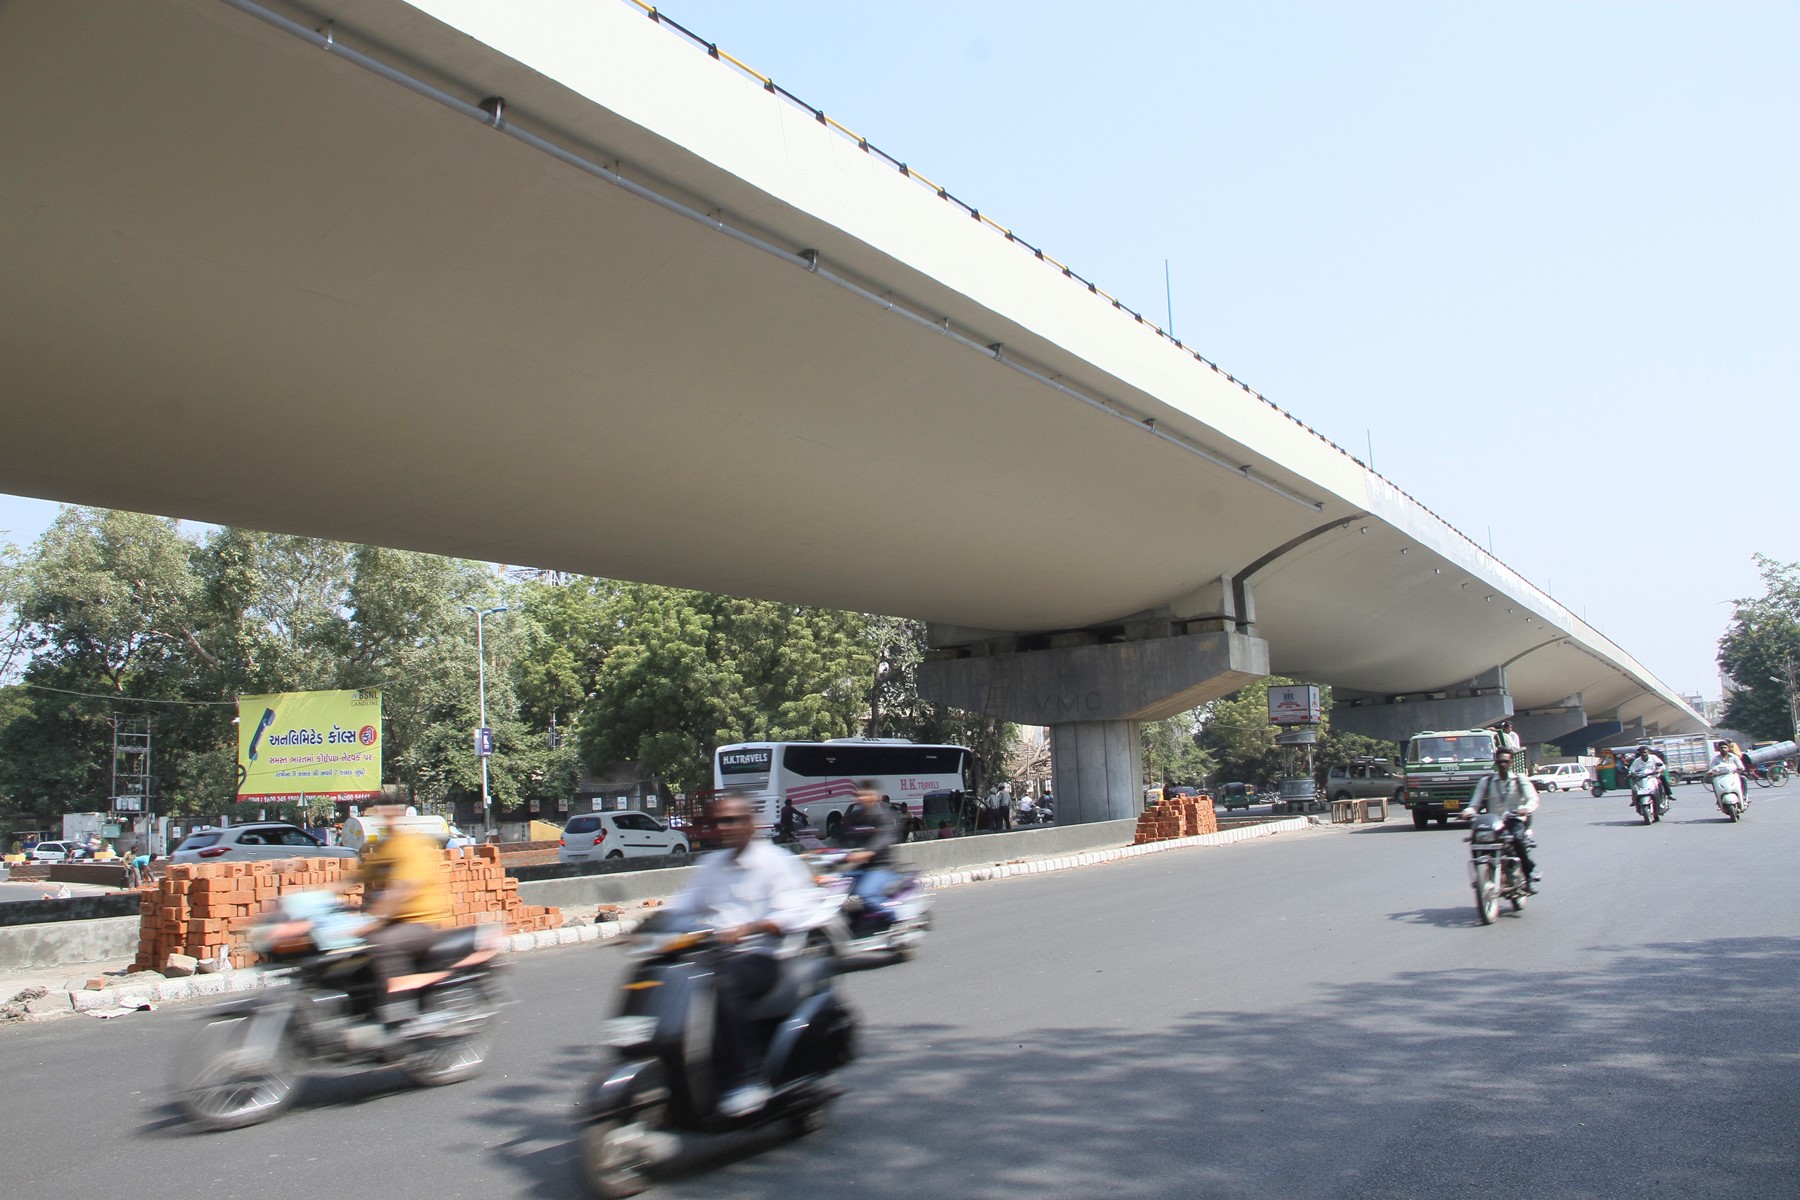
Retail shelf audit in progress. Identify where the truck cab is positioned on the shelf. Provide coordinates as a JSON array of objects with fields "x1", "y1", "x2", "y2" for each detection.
[{"x1": 1400, "y1": 729, "x2": 1498, "y2": 829}]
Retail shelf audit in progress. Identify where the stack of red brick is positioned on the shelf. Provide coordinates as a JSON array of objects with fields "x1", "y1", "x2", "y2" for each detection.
[
  {"x1": 1132, "y1": 794, "x2": 1219, "y2": 845},
  {"x1": 132, "y1": 844, "x2": 560, "y2": 974}
]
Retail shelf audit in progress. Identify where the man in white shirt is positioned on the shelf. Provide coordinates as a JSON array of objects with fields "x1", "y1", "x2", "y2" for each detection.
[{"x1": 663, "y1": 792, "x2": 820, "y2": 1117}]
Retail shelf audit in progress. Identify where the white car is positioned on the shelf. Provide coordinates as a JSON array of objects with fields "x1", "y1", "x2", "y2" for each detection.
[
  {"x1": 169, "y1": 822, "x2": 359, "y2": 865},
  {"x1": 27, "y1": 840, "x2": 80, "y2": 863},
  {"x1": 558, "y1": 812, "x2": 689, "y2": 864},
  {"x1": 1527, "y1": 763, "x2": 1591, "y2": 793}
]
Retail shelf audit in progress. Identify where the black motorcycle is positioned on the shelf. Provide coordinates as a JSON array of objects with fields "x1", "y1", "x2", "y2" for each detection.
[
  {"x1": 578, "y1": 910, "x2": 857, "y2": 1198},
  {"x1": 1467, "y1": 811, "x2": 1532, "y2": 925},
  {"x1": 170, "y1": 894, "x2": 504, "y2": 1130}
]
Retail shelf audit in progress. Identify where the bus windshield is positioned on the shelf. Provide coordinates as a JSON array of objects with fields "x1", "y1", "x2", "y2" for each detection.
[{"x1": 1410, "y1": 735, "x2": 1495, "y2": 764}]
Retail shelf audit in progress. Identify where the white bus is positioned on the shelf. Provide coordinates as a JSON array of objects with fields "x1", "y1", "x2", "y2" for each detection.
[{"x1": 713, "y1": 739, "x2": 973, "y2": 838}]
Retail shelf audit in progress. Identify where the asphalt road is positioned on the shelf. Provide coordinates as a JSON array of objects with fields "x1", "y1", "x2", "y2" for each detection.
[{"x1": 4, "y1": 782, "x2": 1797, "y2": 1199}]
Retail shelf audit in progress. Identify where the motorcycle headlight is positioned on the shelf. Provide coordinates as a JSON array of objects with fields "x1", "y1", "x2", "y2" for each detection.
[{"x1": 599, "y1": 1015, "x2": 659, "y2": 1048}]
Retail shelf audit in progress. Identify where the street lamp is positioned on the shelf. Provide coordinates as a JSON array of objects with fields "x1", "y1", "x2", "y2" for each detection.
[{"x1": 465, "y1": 604, "x2": 509, "y2": 835}]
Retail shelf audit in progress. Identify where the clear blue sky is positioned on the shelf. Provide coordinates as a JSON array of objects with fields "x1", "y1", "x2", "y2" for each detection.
[{"x1": 4, "y1": 0, "x2": 1794, "y2": 698}]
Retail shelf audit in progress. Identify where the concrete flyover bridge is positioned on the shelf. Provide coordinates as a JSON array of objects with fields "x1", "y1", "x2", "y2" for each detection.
[{"x1": 0, "y1": 0, "x2": 1700, "y2": 821}]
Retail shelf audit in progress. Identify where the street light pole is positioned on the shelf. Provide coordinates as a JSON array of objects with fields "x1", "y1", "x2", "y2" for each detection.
[{"x1": 465, "y1": 604, "x2": 508, "y2": 836}]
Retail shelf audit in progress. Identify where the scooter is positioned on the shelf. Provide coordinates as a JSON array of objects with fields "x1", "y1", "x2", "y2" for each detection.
[
  {"x1": 1708, "y1": 764, "x2": 1748, "y2": 821},
  {"x1": 807, "y1": 849, "x2": 933, "y2": 961},
  {"x1": 1630, "y1": 770, "x2": 1669, "y2": 824},
  {"x1": 578, "y1": 910, "x2": 857, "y2": 1198}
]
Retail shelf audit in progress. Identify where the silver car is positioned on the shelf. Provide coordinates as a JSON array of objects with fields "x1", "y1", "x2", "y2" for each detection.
[
  {"x1": 1324, "y1": 759, "x2": 1402, "y2": 803},
  {"x1": 169, "y1": 823, "x2": 359, "y2": 865}
]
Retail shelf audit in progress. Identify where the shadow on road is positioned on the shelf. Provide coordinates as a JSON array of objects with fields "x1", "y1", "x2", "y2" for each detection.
[
  {"x1": 463, "y1": 936, "x2": 1800, "y2": 1200},
  {"x1": 1386, "y1": 906, "x2": 1490, "y2": 928}
]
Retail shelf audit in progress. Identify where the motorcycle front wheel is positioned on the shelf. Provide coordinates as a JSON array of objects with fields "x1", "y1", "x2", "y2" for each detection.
[
  {"x1": 580, "y1": 1102, "x2": 667, "y2": 1200},
  {"x1": 1638, "y1": 802, "x2": 1653, "y2": 825},
  {"x1": 1473, "y1": 862, "x2": 1498, "y2": 925},
  {"x1": 171, "y1": 1007, "x2": 298, "y2": 1131}
]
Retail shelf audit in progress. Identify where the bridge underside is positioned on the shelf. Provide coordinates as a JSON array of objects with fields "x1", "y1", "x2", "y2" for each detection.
[{"x1": 0, "y1": 0, "x2": 1700, "y2": 809}]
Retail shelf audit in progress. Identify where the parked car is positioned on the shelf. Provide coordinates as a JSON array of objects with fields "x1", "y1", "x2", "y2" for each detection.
[
  {"x1": 558, "y1": 812, "x2": 689, "y2": 864},
  {"x1": 1325, "y1": 758, "x2": 1402, "y2": 803},
  {"x1": 1527, "y1": 763, "x2": 1591, "y2": 793},
  {"x1": 169, "y1": 823, "x2": 359, "y2": 865},
  {"x1": 27, "y1": 840, "x2": 80, "y2": 863}
]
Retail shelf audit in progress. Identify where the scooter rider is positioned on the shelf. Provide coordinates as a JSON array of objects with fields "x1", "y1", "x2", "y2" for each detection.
[
  {"x1": 663, "y1": 792, "x2": 821, "y2": 1118},
  {"x1": 1708, "y1": 739, "x2": 1747, "y2": 807},
  {"x1": 837, "y1": 785, "x2": 900, "y2": 911},
  {"x1": 1469, "y1": 748, "x2": 1541, "y2": 891},
  {"x1": 1628, "y1": 747, "x2": 1666, "y2": 809}
]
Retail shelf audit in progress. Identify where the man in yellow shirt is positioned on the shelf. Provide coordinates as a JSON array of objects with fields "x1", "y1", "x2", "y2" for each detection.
[{"x1": 355, "y1": 807, "x2": 452, "y2": 1028}]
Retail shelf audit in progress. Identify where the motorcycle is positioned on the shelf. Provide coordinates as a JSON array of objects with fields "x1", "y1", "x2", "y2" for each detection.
[
  {"x1": 170, "y1": 892, "x2": 504, "y2": 1130},
  {"x1": 578, "y1": 910, "x2": 857, "y2": 1198},
  {"x1": 1630, "y1": 770, "x2": 1669, "y2": 824},
  {"x1": 1467, "y1": 810, "x2": 1532, "y2": 925},
  {"x1": 1708, "y1": 764, "x2": 1748, "y2": 821},
  {"x1": 806, "y1": 848, "x2": 933, "y2": 961}
]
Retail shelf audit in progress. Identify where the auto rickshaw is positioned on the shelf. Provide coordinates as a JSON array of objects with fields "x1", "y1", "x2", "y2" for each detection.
[{"x1": 1589, "y1": 746, "x2": 1637, "y2": 796}]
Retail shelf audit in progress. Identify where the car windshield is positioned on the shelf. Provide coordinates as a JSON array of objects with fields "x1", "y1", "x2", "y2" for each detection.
[
  {"x1": 565, "y1": 817, "x2": 601, "y2": 833},
  {"x1": 177, "y1": 832, "x2": 221, "y2": 850},
  {"x1": 1410, "y1": 736, "x2": 1495, "y2": 764}
]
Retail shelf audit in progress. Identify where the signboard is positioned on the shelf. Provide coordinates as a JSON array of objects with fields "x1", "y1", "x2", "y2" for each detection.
[
  {"x1": 719, "y1": 747, "x2": 772, "y2": 775},
  {"x1": 475, "y1": 726, "x2": 494, "y2": 758},
  {"x1": 237, "y1": 689, "x2": 382, "y2": 802},
  {"x1": 1267, "y1": 684, "x2": 1323, "y2": 727}
]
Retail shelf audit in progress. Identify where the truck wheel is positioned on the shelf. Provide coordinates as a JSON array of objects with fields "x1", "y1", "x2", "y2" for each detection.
[
  {"x1": 1412, "y1": 808, "x2": 1429, "y2": 830},
  {"x1": 1436, "y1": 816, "x2": 1448, "y2": 828}
]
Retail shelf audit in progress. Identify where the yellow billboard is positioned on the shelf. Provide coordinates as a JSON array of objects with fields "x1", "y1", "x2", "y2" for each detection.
[{"x1": 236, "y1": 689, "x2": 382, "y2": 802}]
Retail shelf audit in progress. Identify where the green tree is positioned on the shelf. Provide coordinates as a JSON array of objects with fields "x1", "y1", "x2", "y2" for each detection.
[
  {"x1": 1718, "y1": 555, "x2": 1800, "y2": 741},
  {"x1": 576, "y1": 585, "x2": 875, "y2": 795},
  {"x1": 1141, "y1": 712, "x2": 1216, "y2": 786}
]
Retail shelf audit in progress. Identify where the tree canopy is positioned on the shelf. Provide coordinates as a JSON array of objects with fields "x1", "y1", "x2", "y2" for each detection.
[{"x1": 1718, "y1": 555, "x2": 1800, "y2": 741}]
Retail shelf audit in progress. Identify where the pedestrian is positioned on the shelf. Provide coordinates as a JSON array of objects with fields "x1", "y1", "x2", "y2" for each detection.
[
  {"x1": 986, "y1": 786, "x2": 1011, "y2": 832},
  {"x1": 935, "y1": 820, "x2": 954, "y2": 839}
]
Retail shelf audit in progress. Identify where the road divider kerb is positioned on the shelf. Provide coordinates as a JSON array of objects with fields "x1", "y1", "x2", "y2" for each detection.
[{"x1": 916, "y1": 816, "x2": 1316, "y2": 891}]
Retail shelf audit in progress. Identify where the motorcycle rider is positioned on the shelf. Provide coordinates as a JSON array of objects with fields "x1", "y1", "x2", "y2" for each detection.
[
  {"x1": 1468, "y1": 748, "x2": 1540, "y2": 891},
  {"x1": 662, "y1": 791, "x2": 820, "y2": 1118},
  {"x1": 837, "y1": 785, "x2": 900, "y2": 912},
  {"x1": 351, "y1": 807, "x2": 454, "y2": 1032}
]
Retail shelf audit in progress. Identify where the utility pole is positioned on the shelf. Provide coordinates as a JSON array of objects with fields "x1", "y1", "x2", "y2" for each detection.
[{"x1": 465, "y1": 604, "x2": 508, "y2": 836}]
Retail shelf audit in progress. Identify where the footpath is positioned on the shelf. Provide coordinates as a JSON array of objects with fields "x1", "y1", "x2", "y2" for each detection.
[{"x1": 0, "y1": 814, "x2": 1318, "y2": 1025}]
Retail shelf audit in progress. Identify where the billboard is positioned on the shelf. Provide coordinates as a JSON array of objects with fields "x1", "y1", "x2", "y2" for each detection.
[
  {"x1": 1267, "y1": 684, "x2": 1323, "y2": 727},
  {"x1": 236, "y1": 689, "x2": 382, "y2": 802}
]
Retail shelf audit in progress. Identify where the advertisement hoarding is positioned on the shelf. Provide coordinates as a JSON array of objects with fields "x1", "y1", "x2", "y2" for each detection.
[
  {"x1": 1267, "y1": 684, "x2": 1323, "y2": 727},
  {"x1": 236, "y1": 689, "x2": 382, "y2": 802}
]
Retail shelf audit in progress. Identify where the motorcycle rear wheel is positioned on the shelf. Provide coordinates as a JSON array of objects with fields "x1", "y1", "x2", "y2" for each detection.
[
  {"x1": 172, "y1": 1010, "x2": 298, "y2": 1131},
  {"x1": 788, "y1": 1099, "x2": 833, "y2": 1137},
  {"x1": 402, "y1": 984, "x2": 494, "y2": 1087},
  {"x1": 580, "y1": 1103, "x2": 666, "y2": 1200}
]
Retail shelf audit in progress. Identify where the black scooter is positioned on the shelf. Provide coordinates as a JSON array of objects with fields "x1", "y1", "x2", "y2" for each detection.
[{"x1": 578, "y1": 910, "x2": 857, "y2": 1198}]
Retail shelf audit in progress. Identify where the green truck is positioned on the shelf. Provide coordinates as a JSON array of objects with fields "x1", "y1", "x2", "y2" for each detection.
[{"x1": 1400, "y1": 728, "x2": 1498, "y2": 829}]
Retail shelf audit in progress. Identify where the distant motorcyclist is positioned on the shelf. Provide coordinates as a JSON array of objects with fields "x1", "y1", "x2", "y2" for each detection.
[
  {"x1": 662, "y1": 792, "x2": 819, "y2": 1118},
  {"x1": 1468, "y1": 748, "x2": 1540, "y2": 891},
  {"x1": 836, "y1": 786, "x2": 900, "y2": 911}
]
